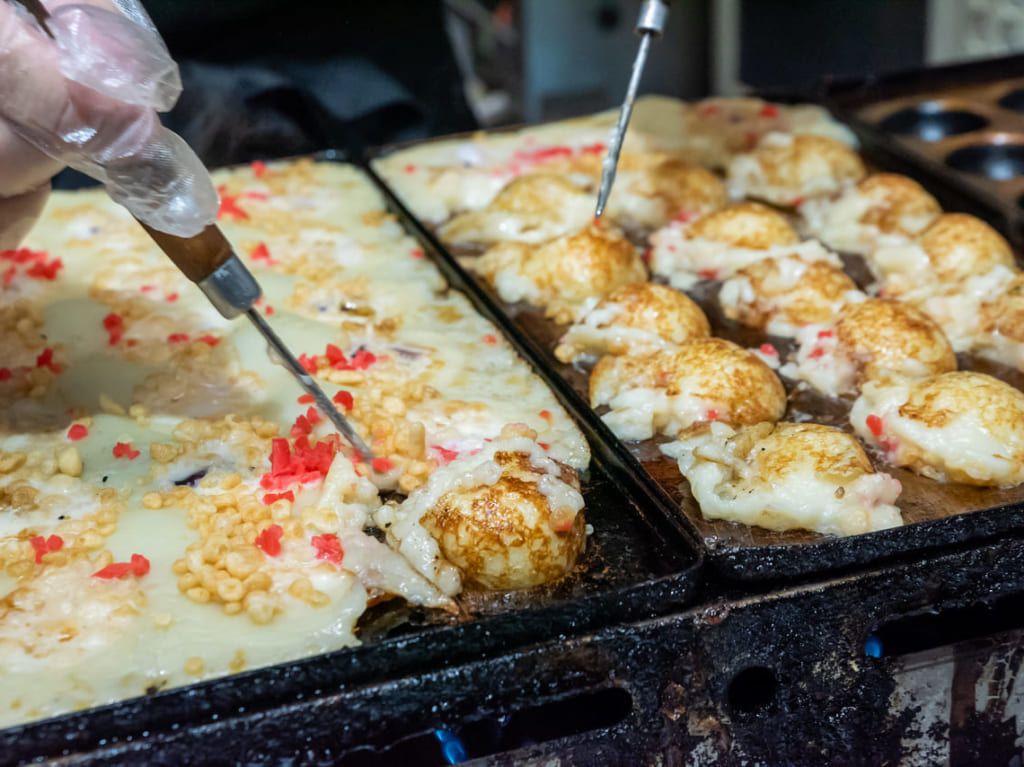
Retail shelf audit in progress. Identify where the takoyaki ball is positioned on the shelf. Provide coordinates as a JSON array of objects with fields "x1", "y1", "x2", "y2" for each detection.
[
  {"x1": 416, "y1": 439, "x2": 587, "y2": 590},
  {"x1": 852, "y1": 371, "x2": 1024, "y2": 487},
  {"x1": 728, "y1": 133, "x2": 866, "y2": 207},
  {"x1": 474, "y1": 224, "x2": 647, "y2": 324},
  {"x1": 662, "y1": 421, "x2": 902, "y2": 536},
  {"x1": 719, "y1": 254, "x2": 863, "y2": 337},
  {"x1": 980, "y1": 272, "x2": 1024, "y2": 343},
  {"x1": 589, "y1": 337, "x2": 787, "y2": 441},
  {"x1": 684, "y1": 97, "x2": 788, "y2": 168},
  {"x1": 894, "y1": 267, "x2": 1024, "y2": 372},
  {"x1": 680, "y1": 98, "x2": 857, "y2": 170},
  {"x1": 687, "y1": 202, "x2": 801, "y2": 249},
  {"x1": 416, "y1": 166, "x2": 512, "y2": 223},
  {"x1": 554, "y1": 282, "x2": 710, "y2": 362},
  {"x1": 972, "y1": 270, "x2": 1024, "y2": 370},
  {"x1": 606, "y1": 160, "x2": 728, "y2": 231},
  {"x1": 800, "y1": 173, "x2": 942, "y2": 254},
  {"x1": 886, "y1": 265, "x2": 1017, "y2": 354},
  {"x1": 382, "y1": 130, "x2": 656, "y2": 223},
  {"x1": 874, "y1": 213, "x2": 1016, "y2": 297},
  {"x1": 649, "y1": 202, "x2": 804, "y2": 289},
  {"x1": 917, "y1": 213, "x2": 1015, "y2": 280},
  {"x1": 783, "y1": 298, "x2": 957, "y2": 398},
  {"x1": 785, "y1": 104, "x2": 861, "y2": 146},
  {"x1": 438, "y1": 174, "x2": 593, "y2": 246}
]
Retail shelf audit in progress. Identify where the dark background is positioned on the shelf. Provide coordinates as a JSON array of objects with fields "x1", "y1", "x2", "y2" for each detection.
[
  {"x1": 738, "y1": 0, "x2": 926, "y2": 90},
  {"x1": 55, "y1": 0, "x2": 934, "y2": 186}
]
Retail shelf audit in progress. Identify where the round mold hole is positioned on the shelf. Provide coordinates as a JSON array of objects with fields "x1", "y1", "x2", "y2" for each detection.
[
  {"x1": 999, "y1": 88, "x2": 1024, "y2": 112},
  {"x1": 879, "y1": 104, "x2": 988, "y2": 141},
  {"x1": 947, "y1": 142, "x2": 1024, "y2": 181},
  {"x1": 727, "y1": 665, "x2": 778, "y2": 715}
]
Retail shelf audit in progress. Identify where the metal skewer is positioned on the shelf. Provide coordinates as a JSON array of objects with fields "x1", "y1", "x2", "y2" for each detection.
[
  {"x1": 594, "y1": 0, "x2": 670, "y2": 218},
  {"x1": 246, "y1": 307, "x2": 372, "y2": 458},
  {"x1": 140, "y1": 223, "x2": 373, "y2": 459}
]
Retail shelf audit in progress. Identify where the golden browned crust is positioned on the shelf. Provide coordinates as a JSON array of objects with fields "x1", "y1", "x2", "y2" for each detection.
[
  {"x1": 527, "y1": 225, "x2": 645, "y2": 297},
  {"x1": 980, "y1": 272, "x2": 1024, "y2": 343},
  {"x1": 855, "y1": 173, "x2": 941, "y2": 236},
  {"x1": 598, "y1": 282, "x2": 710, "y2": 340},
  {"x1": 917, "y1": 213, "x2": 1015, "y2": 282},
  {"x1": 900, "y1": 371, "x2": 1024, "y2": 430},
  {"x1": 421, "y1": 451, "x2": 585, "y2": 590},
  {"x1": 893, "y1": 371, "x2": 1024, "y2": 485},
  {"x1": 641, "y1": 161, "x2": 728, "y2": 217},
  {"x1": 437, "y1": 172, "x2": 594, "y2": 246},
  {"x1": 696, "y1": 421, "x2": 875, "y2": 489},
  {"x1": 727, "y1": 257, "x2": 858, "y2": 329},
  {"x1": 478, "y1": 224, "x2": 647, "y2": 324},
  {"x1": 835, "y1": 298, "x2": 956, "y2": 384},
  {"x1": 687, "y1": 202, "x2": 799, "y2": 250},
  {"x1": 591, "y1": 338, "x2": 786, "y2": 427},
  {"x1": 745, "y1": 134, "x2": 866, "y2": 195},
  {"x1": 487, "y1": 174, "x2": 586, "y2": 213},
  {"x1": 750, "y1": 422, "x2": 874, "y2": 485}
]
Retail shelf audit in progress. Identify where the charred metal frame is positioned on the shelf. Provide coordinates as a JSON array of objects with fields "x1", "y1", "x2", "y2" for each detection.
[{"x1": 10, "y1": 58, "x2": 1024, "y2": 764}]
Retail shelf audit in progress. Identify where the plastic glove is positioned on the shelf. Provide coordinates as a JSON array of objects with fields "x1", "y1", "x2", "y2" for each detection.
[{"x1": 0, "y1": 0, "x2": 217, "y2": 246}]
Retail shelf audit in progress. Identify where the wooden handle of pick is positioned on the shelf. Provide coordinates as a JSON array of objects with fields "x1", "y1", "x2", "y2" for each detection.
[{"x1": 137, "y1": 222, "x2": 234, "y2": 283}]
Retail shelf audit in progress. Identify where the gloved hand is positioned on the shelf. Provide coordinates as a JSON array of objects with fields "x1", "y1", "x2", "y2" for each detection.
[{"x1": 0, "y1": 0, "x2": 217, "y2": 249}]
